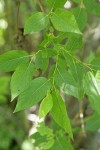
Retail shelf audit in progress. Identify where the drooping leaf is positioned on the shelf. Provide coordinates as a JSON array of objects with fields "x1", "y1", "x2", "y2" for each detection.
[
  {"x1": 72, "y1": 7, "x2": 87, "y2": 31},
  {"x1": 68, "y1": 60, "x2": 85, "y2": 100},
  {"x1": 46, "y1": 0, "x2": 66, "y2": 9},
  {"x1": 49, "y1": 135, "x2": 74, "y2": 150},
  {"x1": 39, "y1": 92, "x2": 53, "y2": 118},
  {"x1": 50, "y1": 9, "x2": 81, "y2": 34},
  {"x1": 66, "y1": 33, "x2": 82, "y2": 51},
  {"x1": 11, "y1": 61, "x2": 35, "y2": 101},
  {"x1": 14, "y1": 77, "x2": 51, "y2": 112},
  {"x1": 91, "y1": 57, "x2": 100, "y2": 71},
  {"x1": 83, "y1": 0, "x2": 100, "y2": 16},
  {"x1": 24, "y1": 12, "x2": 49, "y2": 34},
  {"x1": 86, "y1": 113, "x2": 100, "y2": 131},
  {"x1": 0, "y1": 50, "x2": 28, "y2": 72},
  {"x1": 54, "y1": 66, "x2": 79, "y2": 98},
  {"x1": 35, "y1": 51, "x2": 49, "y2": 73},
  {"x1": 85, "y1": 72, "x2": 100, "y2": 114},
  {"x1": 51, "y1": 90, "x2": 73, "y2": 139}
]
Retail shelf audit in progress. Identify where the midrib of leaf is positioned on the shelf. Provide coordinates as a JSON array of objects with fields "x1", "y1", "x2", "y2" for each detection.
[
  {"x1": 56, "y1": 137, "x2": 64, "y2": 150},
  {"x1": 56, "y1": 67, "x2": 76, "y2": 87},
  {"x1": 29, "y1": 14, "x2": 48, "y2": 28},
  {"x1": 0, "y1": 55, "x2": 30, "y2": 64},
  {"x1": 69, "y1": 8, "x2": 81, "y2": 51},
  {"x1": 31, "y1": 79, "x2": 50, "y2": 97}
]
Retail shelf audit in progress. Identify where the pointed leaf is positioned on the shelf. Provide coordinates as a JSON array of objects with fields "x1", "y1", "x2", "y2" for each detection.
[
  {"x1": 11, "y1": 61, "x2": 35, "y2": 101},
  {"x1": 51, "y1": 90, "x2": 73, "y2": 139},
  {"x1": 50, "y1": 9, "x2": 81, "y2": 34},
  {"x1": 39, "y1": 92, "x2": 53, "y2": 118},
  {"x1": 83, "y1": 0, "x2": 100, "y2": 16},
  {"x1": 14, "y1": 77, "x2": 51, "y2": 112},
  {"x1": 24, "y1": 12, "x2": 49, "y2": 34},
  {"x1": 0, "y1": 50, "x2": 28, "y2": 72},
  {"x1": 72, "y1": 7, "x2": 87, "y2": 31}
]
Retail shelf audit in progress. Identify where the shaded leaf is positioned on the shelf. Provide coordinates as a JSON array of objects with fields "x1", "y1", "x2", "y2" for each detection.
[
  {"x1": 49, "y1": 135, "x2": 73, "y2": 150},
  {"x1": 72, "y1": 7, "x2": 87, "y2": 31},
  {"x1": 86, "y1": 113, "x2": 100, "y2": 131},
  {"x1": 83, "y1": 0, "x2": 100, "y2": 16}
]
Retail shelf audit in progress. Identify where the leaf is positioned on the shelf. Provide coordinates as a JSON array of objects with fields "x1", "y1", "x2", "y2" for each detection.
[
  {"x1": 49, "y1": 135, "x2": 74, "y2": 150},
  {"x1": 66, "y1": 33, "x2": 82, "y2": 51},
  {"x1": 0, "y1": 50, "x2": 28, "y2": 72},
  {"x1": 85, "y1": 72, "x2": 100, "y2": 114},
  {"x1": 91, "y1": 57, "x2": 100, "y2": 71},
  {"x1": 31, "y1": 132, "x2": 54, "y2": 150},
  {"x1": 31, "y1": 123, "x2": 54, "y2": 150},
  {"x1": 83, "y1": 0, "x2": 100, "y2": 16},
  {"x1": 14, "y1": 77, "x2": 51, "y2": 112},
  {"x1": 11, "y1": 61, "x2": 35, "y2": 101},
  {"x1": 24, "y1": 12, "x2": 49, "y2": 34},
  {"x1": 35, "y1": 51, "x2": 49, "y2": 73},
  {"x1": 54, "y1": 59, "x2": 85, "y2": 100},
  {"x1": 50, "y1": 9, "x2": 81, "y2": 34},
  {"x1": 51, "y1": 90, "x2": 73, "y2": 139},
  {"x1": 86, "y1": 113, "x2": 100, "y2": 131},
  {"x1": 72, "y1": 7, "x2": 87, "y2": 31},
  {"x1": 68, "y1": 60, "x2": 85, "y2": 100},
  {"x1": 39, "y1": 92, "x2": 53, "y2": 118},
  {"x1": 54, "y1": 66, "x2": 79, "y2": 98},
  {"x1": 46, "y1": 0, "x2": 66, "y2": 9}
]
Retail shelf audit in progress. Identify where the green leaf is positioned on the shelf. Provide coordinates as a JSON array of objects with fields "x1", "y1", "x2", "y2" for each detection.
[
  {"x1": 51, "y1": 90, "x2": 73, "y2": 139},
  {"x1": 66, "y1": 33, "x2": 82, "y2": 51},
  {"x1": 11, "y1": 61, "x2": 35, "y2": 101},
  {"x1": 35, "y1": 51, "x2": 49, "y2": 73},
  {"x1": 50, "y1": 9, "x2": 81, "y2": 34},
  {"x1": 46, "y1": 0, "x2": 66, "y2": 9},
  {"x1": 49, "y1": 135, "x2": 73, "y2": 150},
  {"x1": 54, "y1": 58, "x2": 85, "y2": 100},
  {"x1": 72, "y1": 7, "x2": 87, "y2": 31},
  {"x1": 83, "y1": 0, "x2": 100, "y2": 16},
  {"x1": 91, "y1": 57, "x2": 100, "y2": 71},
  {"x1": 24, "y1": 12, "x2": 49, "y2": 34},
  {"x1": 54, "y1": 66, "x2": 79, "y2": 98},
  {"x1": 0, "y1": 50, "x2": 28, "y2": 72},
  {"x1": 86, "y1": 113, "x2": 100, "y2": 131},
  {"x1": 31, "y1": 132, "x2": 54, "y2": 150},
  {"x1": 68, "y1": 60, "x2": 85, "y2": 100},
  {"x1": 39, "y1": 92, "x2": 53, "y2": 118},
  {"x1": 31, "y1": 123, "x2": 54, "y2": 149},
  {"x1": 85, "y1": 72, "x2": 100, "y2": 114},
  {"x1": 14, "y1": 77, "x2": 51, "y2": 112}
]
